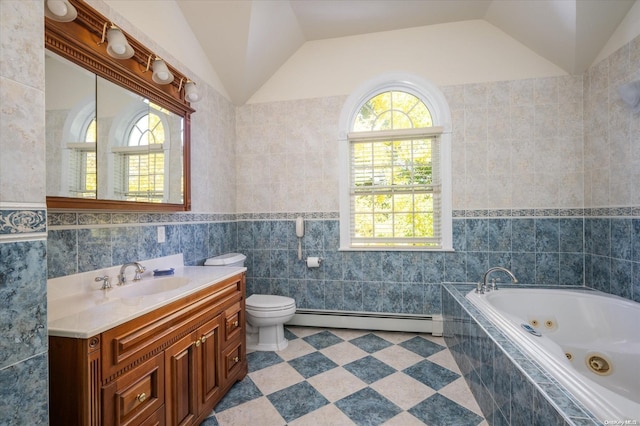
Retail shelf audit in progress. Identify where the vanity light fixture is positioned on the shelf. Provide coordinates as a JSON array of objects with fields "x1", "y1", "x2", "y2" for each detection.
[
  {"x1": 146, "y1": 54, "x2": 174, "y2": 85},
  {"x1": 179, "y1": 78, "x2": 201, "y2": 103},
  {"x1": 99, "y1": 23, "x2": 134, "y2": 60},
  {"x1": 44, "y1": 0, "x2": 77, "y2": 22}
]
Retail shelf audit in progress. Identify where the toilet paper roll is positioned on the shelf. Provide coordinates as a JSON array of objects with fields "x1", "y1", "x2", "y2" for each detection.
[{"x1": 306, "y1": 257, "x2": 321, "y2": 268}]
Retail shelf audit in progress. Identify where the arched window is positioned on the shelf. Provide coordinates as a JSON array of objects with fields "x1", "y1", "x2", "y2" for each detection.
[
  {"x1": 62, "y1": 99, "x2": 97, "y2": 199},
  {"x1": 339, "y1": 74, "x2": 452, "y2": 250},
  {"x1": 111, "y1": 104, "x2": 168, "y2": 202},
  {"x1": 75, "y1": 117, "x2": 97, "y2": 198}
]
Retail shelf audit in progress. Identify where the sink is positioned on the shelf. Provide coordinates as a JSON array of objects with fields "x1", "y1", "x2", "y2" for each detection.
[{"x1": 116, "y1": 276, "x2": 191, "y2": 299}]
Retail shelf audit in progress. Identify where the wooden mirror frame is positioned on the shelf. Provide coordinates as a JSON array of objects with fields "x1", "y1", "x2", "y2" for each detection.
[{"x1": 45, "y1": 0, "x2": 192, "y2": 211}]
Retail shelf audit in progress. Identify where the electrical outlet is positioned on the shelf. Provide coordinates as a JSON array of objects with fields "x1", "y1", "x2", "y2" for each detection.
[{"x1": 157, "y1": 226, "x2": 166, "y2": 243}]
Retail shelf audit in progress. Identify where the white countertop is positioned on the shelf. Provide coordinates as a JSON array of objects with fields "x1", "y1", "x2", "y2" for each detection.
[{"x1": 48, "y1": 255, "x2": 245, "y2": 338}]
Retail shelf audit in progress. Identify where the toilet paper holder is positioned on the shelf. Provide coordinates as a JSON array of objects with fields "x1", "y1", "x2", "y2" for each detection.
[{"x1": 306, "y1": 256, "x2": 324, "y2": 268}]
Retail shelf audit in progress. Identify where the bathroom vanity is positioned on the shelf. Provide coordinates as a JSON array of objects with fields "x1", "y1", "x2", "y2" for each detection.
[{"x1": 48, "y1": 260, "x2": 247, "y2": 426}]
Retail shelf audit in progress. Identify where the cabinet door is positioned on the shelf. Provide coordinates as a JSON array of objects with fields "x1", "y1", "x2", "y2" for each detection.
[
  {"x1": 195, "y1": 316, "x2": 222, "y2": 411},
  {"x1": 102, "y1": 352, "x2": 164, "y2": 426},
  {"x1": 165, "y1": 333, "x2": 197, "y2": 426}
]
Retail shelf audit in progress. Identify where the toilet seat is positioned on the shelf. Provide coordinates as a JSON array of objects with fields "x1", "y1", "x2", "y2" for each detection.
[{"x1": 246, "y1": 295, "x2": 295, "y2": 312}]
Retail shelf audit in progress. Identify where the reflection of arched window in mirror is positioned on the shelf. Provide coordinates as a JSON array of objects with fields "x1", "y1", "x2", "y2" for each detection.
[
  {"x1": 110, "y1": 102, "x2": 171, "y2": 203},
  {"x1": 61, "y1": 98, "x2": 97, "y2": 199}
]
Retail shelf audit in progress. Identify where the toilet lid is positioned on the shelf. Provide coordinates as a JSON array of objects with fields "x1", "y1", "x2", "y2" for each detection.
[{"x1": 246, "y1": 294, "x2": 295, "y2": 310}]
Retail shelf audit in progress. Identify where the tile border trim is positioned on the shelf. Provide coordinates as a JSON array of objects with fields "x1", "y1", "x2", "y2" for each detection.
[
  {"x1": 0, "y1": 208, "x2": 47, "y2": 241},
  {"x1": 48, "y1": 207, "x2": 639, "y2": 227}
]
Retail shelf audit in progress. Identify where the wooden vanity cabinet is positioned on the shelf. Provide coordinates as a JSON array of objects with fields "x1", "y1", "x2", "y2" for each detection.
[{"x1": 49, "y1": 272, "x2": 247, "y2": 426}]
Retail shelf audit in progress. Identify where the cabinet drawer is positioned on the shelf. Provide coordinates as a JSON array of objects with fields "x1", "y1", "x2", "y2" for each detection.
[
  {"x1": 223, "y1": 340, "x2": 244, "y2": 380},
  {"x1": 224, "y1": 302, "x2": 243, "y2": 343},
  {"x1": 103, "y1": 353, "x2": 165, "y2": 426},
  {"x1": 138, "y1": 407, "x2": 165, "y2": 426}
]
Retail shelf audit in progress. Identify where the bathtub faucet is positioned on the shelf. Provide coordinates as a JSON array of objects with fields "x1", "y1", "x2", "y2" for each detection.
[{"x1": 477, "y1": 267, "x2": 518, "y2": 294}]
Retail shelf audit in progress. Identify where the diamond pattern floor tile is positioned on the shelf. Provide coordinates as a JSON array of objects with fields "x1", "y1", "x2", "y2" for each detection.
[
  {"x1": 403, "y1": 359, "x2": 461, "y2": 391},
  {"x1": 335, "y1": 387, "x2": 402, "y2": 425},
  {"x1": 246, "y1": 350, "x2": 283, "y2": 373},
  {"x1": 306, "y1": 367, "x2": 367, "y2": 402},
  {"x1": 369, "y1": 372, "x2": 437, "y2": 410},
  {"x1": 302, "y1": 329, "x2": 344, "y2": 350},
  {"x1": 348, "y1": 333, "x2": 394, "y2": 353},
  {"x1": 408, "y1": 393, "x2": 484, "y2": 426},
  {"x1": 288, "y1": 351, "x2": 339, "y2": 379},
  {"x1": 399, "y1": 335, "x2": 445, "y2": 357},
  {"x1": 267, "y1": 381, "x2": 330, "y2": 423},
  {"x1": 206, "y1": 327, "x2": 485, "y2": 426},
  {"x1": 213, "y1": 376, "x2": 262, "y2": 413},
  {"x1": 343, "y1": 355, "x2": 397, "y2": 384}
]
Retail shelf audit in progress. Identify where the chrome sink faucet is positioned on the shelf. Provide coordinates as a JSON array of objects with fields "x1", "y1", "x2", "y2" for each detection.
[
  {"x1": 117, "y1": 262, "x2": 146, "y2": 285},
  {"x1": 476, "y1": 267, "x2": 518, "y2": 294}
]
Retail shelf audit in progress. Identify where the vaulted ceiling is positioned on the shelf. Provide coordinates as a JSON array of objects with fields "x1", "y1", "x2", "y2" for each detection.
[{"x1": 176, "y1": 0, "x2": 636, "y2": 105}]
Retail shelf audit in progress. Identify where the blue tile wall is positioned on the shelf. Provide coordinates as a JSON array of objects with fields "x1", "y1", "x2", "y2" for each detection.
[
  {"x1": 241, "y1": 214, "x2": 590, "y2": 315},
  {"x1": 46, "y1": 210, "x2": 638, "y2": 313},
  {"x1": 585, "y1": 217, "x2": 639, "y2": 303},
  {"x1": 0, "y1": 234, "x2": 48, "y2": 425},
  {"x1": 0, "y1": 240, "x2": 48, "y2": 368},
  {"x1": 0, "y1": 353, "x2": 49, "y2": 425},
  {"x1": 47, "y1": 213, "x2": 238, "y2": 277}
]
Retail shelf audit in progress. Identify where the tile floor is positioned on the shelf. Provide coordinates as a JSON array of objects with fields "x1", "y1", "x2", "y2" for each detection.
[{"x1": 200, "y1": 327, "x2": 487, "y2": 426}]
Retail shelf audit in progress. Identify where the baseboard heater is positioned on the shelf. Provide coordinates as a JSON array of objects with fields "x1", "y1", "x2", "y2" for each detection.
[{"x1": 287, "y1": 309, "x2": 443, "y2": 336}]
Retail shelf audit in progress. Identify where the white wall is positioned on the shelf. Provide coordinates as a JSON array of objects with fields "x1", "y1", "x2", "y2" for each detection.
[
  {"x1": 249, "y1": 20, "x2": 567, "y2": 104},
  {"x1": 592, "y1": 0, "x2": 640, "y2": 66}
]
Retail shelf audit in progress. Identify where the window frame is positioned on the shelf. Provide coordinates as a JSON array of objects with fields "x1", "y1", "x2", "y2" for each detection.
[
  {"x1": 338, "y1": 73, "x2": 453, "y2": 251},
  {"x1": 108, "y1": 104, "x2": 172, "y2": 203}
]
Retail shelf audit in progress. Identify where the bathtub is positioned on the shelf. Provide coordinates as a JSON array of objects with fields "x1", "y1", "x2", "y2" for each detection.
[{"x1": 466, "y1": 287, "x2": 640, "y2": 423}]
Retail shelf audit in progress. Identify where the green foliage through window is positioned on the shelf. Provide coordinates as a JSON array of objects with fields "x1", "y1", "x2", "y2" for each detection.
[{"x1": 350, "y1": 91, "x2": 441, "y2": 248}]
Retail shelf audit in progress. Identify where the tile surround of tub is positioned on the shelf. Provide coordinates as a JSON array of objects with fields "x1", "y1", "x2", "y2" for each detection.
[{"x1": 442, "y1": 283, "x2": 600, "y2": 426}]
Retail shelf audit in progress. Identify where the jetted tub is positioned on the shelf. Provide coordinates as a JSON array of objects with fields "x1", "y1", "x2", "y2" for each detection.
[{"x1": 466, "y1": 287, "x2": 640, "y2": 422}]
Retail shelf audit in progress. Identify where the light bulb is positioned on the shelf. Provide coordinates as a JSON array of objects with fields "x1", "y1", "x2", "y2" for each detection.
[
  {"x1": 47, "y1": 0, "x2": 68, "y2": 17},
  {"x1": 111, "y1": 44, "x2": 126, "y2": 55},
  {"x1": 184, "y1": 81, "x2": 200, "y2": 102},
  {"x1": 151, "y1": 59, "x2": 173, "y2": 84}
]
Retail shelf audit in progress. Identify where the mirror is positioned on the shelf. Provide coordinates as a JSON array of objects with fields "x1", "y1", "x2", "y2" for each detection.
[
  {"x1": 45, "y1": 0, "x2": 192, "y2": 211},
  {"x1": 46, "y1": 52, "x2": 184, "y2": 204},
  {"x1": 45, "y1": 51, "x2": 96, "y2": 199}
]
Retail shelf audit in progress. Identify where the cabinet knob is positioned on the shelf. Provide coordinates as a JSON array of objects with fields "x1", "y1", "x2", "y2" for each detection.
[
  {"x1": 136, "y1": 393, "x2": 147, "y2": 403},
  {"x1": 233, "y1": 320, "x2": 239, "y2": 327},
  {"x1": 200, "y1": 335, "x2": 207, "y2": 343},
  {"x1": 233, "y1": 356, "x2": 239, "y2": 363},
  {"x1": 195, "y1": 339, "x2": 201, "y2": 347}
]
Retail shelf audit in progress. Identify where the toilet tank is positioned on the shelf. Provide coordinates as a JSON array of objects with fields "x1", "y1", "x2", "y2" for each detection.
[{"x1": 204, "y1": 253, "x2": 246, "y2": 267}]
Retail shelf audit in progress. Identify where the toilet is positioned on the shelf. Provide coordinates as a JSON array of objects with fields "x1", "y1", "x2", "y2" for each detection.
[
  {"x1": 204, "y1": 253, "x2": 296, "y2": 351},
  {"x1": 244, "y1": 294, "x2": 296, "y2": 351}
]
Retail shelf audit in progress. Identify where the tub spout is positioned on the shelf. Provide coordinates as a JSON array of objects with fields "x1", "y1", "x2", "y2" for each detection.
[{"x1": 482, "y1": 267, "x2": 517, "y2": 292}]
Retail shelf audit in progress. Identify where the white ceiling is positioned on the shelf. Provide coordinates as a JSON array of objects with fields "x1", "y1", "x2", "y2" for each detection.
[{"x1": 176, "y1": 0, "x2": 636, "y2": 105}]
